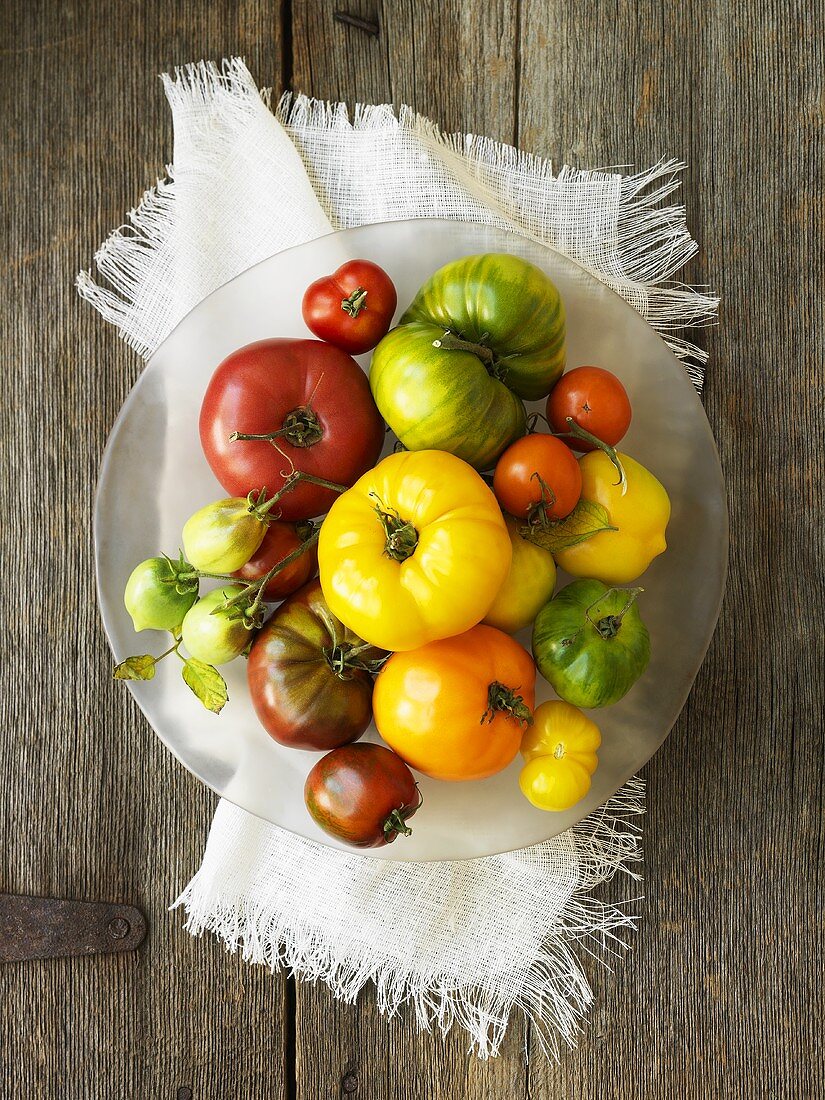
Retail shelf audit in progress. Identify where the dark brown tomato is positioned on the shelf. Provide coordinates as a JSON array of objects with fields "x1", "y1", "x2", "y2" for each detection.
[
  {"x1": 304, "y1": 743, "x2": 421, "y2": 848},
  {"x1": 247, "y1": 579, "x2": 378, "y2": 750}
]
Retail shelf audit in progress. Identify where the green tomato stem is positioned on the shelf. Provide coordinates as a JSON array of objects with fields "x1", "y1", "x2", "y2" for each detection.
[
  {"x1": 481, "y1": 681, "x2": 533, "y2": 728},
  {"x1": 370, "y1": 492, "x2": 419, "y2": 562},
  {"x1": 341, "y1": 286, "x2": 368, "y2": 317},
  {"x1": 432, "y1": 331, "x2": 495, "y2": 370},
  {"x1": 588, "y1": 586, "x2": 644, "y2": 639},
  {"x1": 229, "y1": 405, "x2": 324, "y2": 449},
  {"x1": 559, "y1": 417, "x2": 626, "y2": 487},
  {"x1": 219, "y1": 528, "x2": 321, "y2": 614}
]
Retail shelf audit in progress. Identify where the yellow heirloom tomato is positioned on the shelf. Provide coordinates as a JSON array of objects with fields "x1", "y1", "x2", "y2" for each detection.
[
  {"x1": 318, "y1": 450, "x2": 511, "y2": 652},
  {"x1": 483, "y1": 516, "x2": 557, "y2": 634},
  {"x1": 519, "y1": 700, "x2": 601, "y2": 812},
  {"x1": 554, "y1": 450, "x2": 670, "y2": 584}
]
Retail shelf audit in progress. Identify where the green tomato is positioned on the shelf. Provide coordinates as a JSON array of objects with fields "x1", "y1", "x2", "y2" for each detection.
[
  {"x1": 483, "y1": 517, "x2": 557, "y2": 634},
  {"x1": 182, "y1": 497, "x2": 267, "y2": 573},
  {"x1": 181, "y1": 585, "x2": 251, "y2": 665},
  {"x1": 124, "y1": 557, "x2": 198, "y2": 633},
  {"x1": 532, "y1": 579, "x2": 650, "y2": 708},
  {"x1": 369, "y1": 253, "x2": 565, "y2": 469}
]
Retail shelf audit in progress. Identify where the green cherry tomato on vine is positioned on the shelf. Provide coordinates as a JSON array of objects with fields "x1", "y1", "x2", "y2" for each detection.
[
  {"x1": 492, "y1": 434, "x2": 582, "y2": 521},
  {"x1": 547, "y1": 365, "x2": 632, "y2": 451},
  {"x1": 124, "y1": 557, "x2": 198, "y2": 633},
  {"x1": 181, "y1": 585, "x2": 251, "y2": 665},
  {"x1": 182, "y1": 497, "x2": 267, "y2": 573}
]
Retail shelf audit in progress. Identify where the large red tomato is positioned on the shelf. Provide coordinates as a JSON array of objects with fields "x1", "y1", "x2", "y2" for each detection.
[{"x1": 200, "y1": 339, "x2": 385, "y2": 520}]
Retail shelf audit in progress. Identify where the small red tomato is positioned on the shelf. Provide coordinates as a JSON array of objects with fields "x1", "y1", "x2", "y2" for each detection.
[
  {"x1": 547, "y1": 365, "x2": 632, "y2": 451},
  {"x1": 302, "y1": 259, "x2": 397, "y2": 355},
  {"x1": 493, "y1": 434, "x2": 582, "y2": 521},
  {"x1": 304, "y1": 743, "x2": 420, "y2": 848},
  {"x1": 233, "y1": 521, "x2": 317, "y2": 601}
]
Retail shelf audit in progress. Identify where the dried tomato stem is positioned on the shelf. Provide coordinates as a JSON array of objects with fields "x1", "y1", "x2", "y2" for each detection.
[{"x1": 341, "y1": 286, "x2": 368, "y2": 317}]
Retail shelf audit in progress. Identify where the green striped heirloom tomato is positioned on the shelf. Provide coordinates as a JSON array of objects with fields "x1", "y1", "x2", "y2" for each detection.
[
  {"x1": 369, "y1": 254, "x2": 566, "y2": 470},
  {"x1": 532, "y1": 579, "x2": 651, "y2": 708}
]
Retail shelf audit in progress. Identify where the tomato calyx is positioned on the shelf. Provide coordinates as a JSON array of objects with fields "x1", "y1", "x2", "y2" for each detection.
[
  {"x1": 562, "y1": 586, "x2": 645, "y2": 646},
  {"x1": 525, "y1": 472, "x2": 558, "y2": 530},
  {"x1": 382, "y1": 787, "x2": 423, "y2": 843},
  {"x1": 341, "y1": 286, "x2": 368, "y2": 317},
  {"x1": 370, "y1": 493, "x2": 419, "y2": 562},
  {"x1": 481, "y1": 681, "x2": 534, "y2": 728},
  {"x1": 229, "y1": 403, "x2": 324, "y2": 450}
]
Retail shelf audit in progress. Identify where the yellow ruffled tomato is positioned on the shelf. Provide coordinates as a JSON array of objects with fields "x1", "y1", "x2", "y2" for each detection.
[
  {"x1": 318, "y1": 450, "x2": 511, "y2": 651},
  {"x1": 483, "y1": 516, "x2": 557, "y2": 634},
  {"x1": 519, "y1": 700, "x2": 601, "y2": 811},
  {"x1": 554, "y1": 451, "x2": 670, "y2": 583}
]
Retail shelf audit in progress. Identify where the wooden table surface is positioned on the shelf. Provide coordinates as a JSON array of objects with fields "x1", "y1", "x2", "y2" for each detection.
[{"x1": 2, "y1": 2, "x2": 822, "y2": 1097}]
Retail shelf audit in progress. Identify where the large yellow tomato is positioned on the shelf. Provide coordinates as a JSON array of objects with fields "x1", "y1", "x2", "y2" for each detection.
[
  {"x1": 554, "y1": 451, "x2": 670, "y2": 583},
  {"x1": 483, "y1": 516, "x2": 557, "y2": 634},
  {"x1": 318, "y1": 450, "x2": 511, "y2": 651}
]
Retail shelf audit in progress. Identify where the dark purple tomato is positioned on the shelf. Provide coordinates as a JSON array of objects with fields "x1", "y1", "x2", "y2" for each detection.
[
  {"x1": 247, "y1": 579, "x2": 380, "y2": 751},
  {"x1": 304, "y1": 743, "x2": 421, "y2": 848}
]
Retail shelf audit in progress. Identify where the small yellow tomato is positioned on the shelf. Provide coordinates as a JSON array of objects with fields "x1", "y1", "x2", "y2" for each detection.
[
  {"x1": 318, "y1": 450, "x2": 511, "y2": 652},
  {"x1": 519, "y1": 700, "x2": 601, "y2": 812},
  {"x1": 483, "y1": 516, "x2": 557, "y2": 634},
  {"x1": 554, "y1": 451, "x2": 670, "y2": 584}
]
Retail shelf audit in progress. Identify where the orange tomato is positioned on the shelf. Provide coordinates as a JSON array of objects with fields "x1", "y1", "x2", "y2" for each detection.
[
  {"x1": 492, "y1": 434, "x2": 582, "y2": 521},
  {"x1": 373, "y1": 624, "x2": 536, "y2": 781}
]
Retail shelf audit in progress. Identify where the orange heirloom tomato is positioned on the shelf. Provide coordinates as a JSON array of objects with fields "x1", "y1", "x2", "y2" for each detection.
[
  {"x1": 373, "y1": 624, "x2": 536, "y2": 781},
  {"x1": 318, "y1": 450, "x2": 511, "y2": 652}
]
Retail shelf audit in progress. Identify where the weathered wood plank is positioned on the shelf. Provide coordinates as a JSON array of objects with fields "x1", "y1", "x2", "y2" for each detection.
[{"x1": 0, "y1": 3, "x2": 291, "y2": 1097}]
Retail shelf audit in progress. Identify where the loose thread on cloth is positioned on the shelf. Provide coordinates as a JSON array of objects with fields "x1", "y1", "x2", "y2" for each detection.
[
  {"x1": 77, "y1": 57, "x2": 718, "y2": 1059},
  {"x1": 173, "y1": 778, "x2": 645, "y2": 1059}
]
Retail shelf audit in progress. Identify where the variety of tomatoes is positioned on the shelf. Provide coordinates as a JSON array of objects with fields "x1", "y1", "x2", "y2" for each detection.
[{"x1": 118, "y1": 252, "x2": 673, "y2": 848}]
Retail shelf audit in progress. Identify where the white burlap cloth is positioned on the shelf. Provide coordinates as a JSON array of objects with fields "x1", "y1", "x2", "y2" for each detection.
[{"x1": 79, "y1": 58, "x2": 717, "y2": 1057}]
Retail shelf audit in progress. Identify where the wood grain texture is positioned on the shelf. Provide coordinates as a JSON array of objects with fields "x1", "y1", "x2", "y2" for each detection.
[
  {"x1": 2, "y1": 0, "x2": 823, "y2": 1097},
  {"x1": 0, "y1": 3, "x2": 290, "y2": 1097}
]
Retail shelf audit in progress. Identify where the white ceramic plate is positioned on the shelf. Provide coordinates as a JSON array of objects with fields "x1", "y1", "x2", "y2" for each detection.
[{"x1": 95, "y1": 219, "x2": 727, "y2": 861}]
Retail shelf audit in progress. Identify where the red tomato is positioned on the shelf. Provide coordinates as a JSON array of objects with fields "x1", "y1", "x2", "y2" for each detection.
[
  {"x1": 547, "y1": 365, "x2": 632, "y2": 451},
  {"x1": 493, "y1": 434, "x2": 582, "y2": 521},
  {"x1": 302, "y1": 259, "x2": 397, "y2": 355},
  {"x1": 304, "y1": 743, "x2": 420, "y2": 848},
  {"x1": 200, "y1": 339, "x2": 385, "y2": 520},
  {"x1": 233, "y1": 521, "x2": 317, "y2": 601}
]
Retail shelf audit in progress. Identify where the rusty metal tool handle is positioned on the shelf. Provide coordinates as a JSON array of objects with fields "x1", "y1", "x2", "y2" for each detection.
[{"x1": 0, "y1": 894, "x2": 147, "y2": 962}]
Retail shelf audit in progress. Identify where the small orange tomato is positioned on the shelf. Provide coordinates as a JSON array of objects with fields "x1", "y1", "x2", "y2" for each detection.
[
  {"x1": 373, "y1": 624, "x2": 536, "y2": 781},
  {"x1": 492, "y1": 434, "x2": 582, "y2": 521}
]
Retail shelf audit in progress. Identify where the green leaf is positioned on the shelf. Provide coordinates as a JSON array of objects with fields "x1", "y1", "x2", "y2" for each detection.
[
  {"x1": 181, "y1": 658, "x2": 228, "y2": 714},
  {"x1": 113, "y1": 654, "x2": 157, "y2": 681},
  {"x1": 520, "y1": 499, "x2": 617, "y2": 555}
]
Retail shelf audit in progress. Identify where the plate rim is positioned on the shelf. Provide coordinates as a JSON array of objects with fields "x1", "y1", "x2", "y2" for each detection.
[{"x1": 94, "y1": 216, "x2": 729, "y2": 861}]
